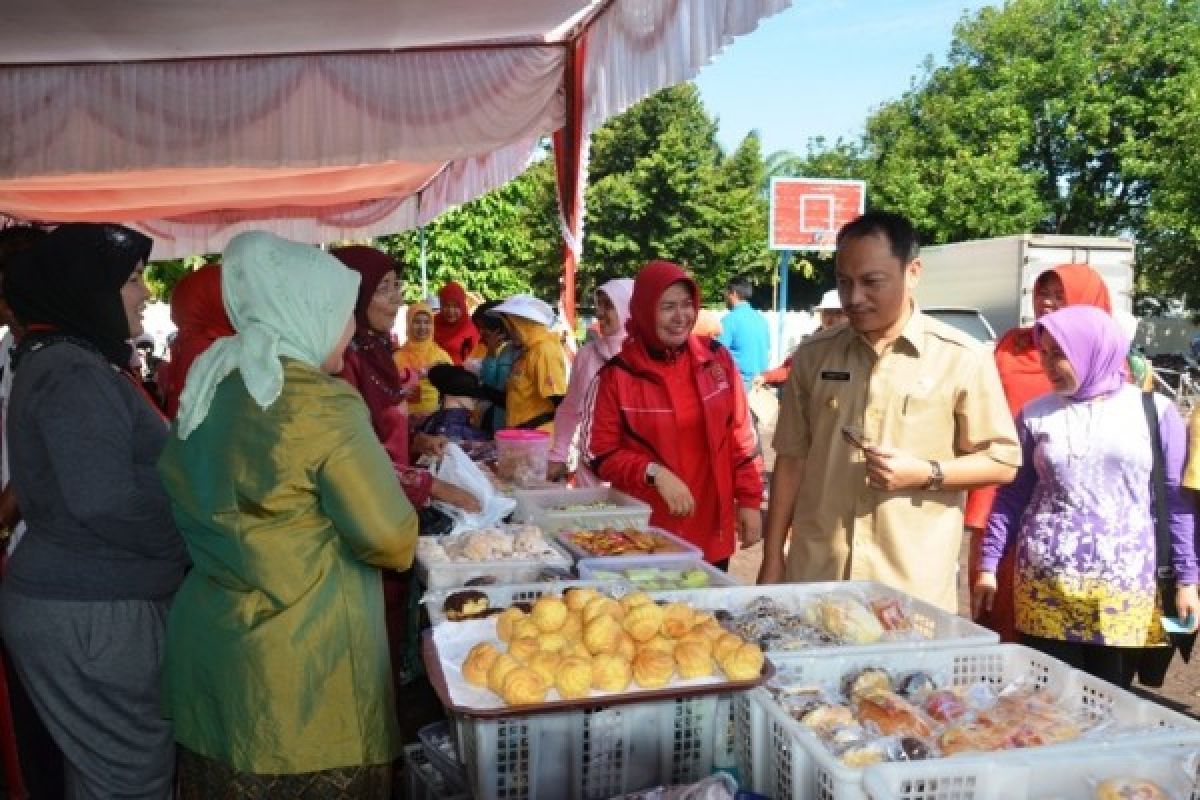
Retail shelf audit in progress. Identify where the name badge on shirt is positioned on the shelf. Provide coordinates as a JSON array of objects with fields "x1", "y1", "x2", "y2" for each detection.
[{"x1": 820, "y1": 370, "x2": 851, "y2": 381}]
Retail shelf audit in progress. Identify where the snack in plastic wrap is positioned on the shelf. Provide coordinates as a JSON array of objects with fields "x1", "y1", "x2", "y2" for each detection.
[
  {"x1": 808, "y1": 594, "x2": 884, "y2": 644},
  {"x1": 1093, "y1": 778, "x2": 1171, "y2": 800}
]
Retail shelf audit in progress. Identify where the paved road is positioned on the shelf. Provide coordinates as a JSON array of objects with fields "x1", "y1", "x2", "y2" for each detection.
[{"x1": 728, "y1": 539, "x2": 1200, "y2": 718}]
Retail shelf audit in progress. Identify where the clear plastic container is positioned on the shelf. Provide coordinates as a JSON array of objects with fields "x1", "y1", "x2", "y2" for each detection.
[
  {"x1": 514, "y1": 485, "x2": 652, "y2": 533},
  {"x1": 577, "y1": 556, "x2": 738, "y2": 591},
  {"x1": 555, "y1": 525, "x2": 700, "y2": 561},
  {"x1": 494, "y1": 429, "x2": 551, "y2": 488}
]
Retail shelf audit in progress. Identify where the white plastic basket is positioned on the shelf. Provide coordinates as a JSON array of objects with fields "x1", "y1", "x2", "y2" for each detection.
[
  {"x1": 404, "y1": 743, "x2": 470, "y2": 800},
  {"x1": 452, "y1": 692, "x2": 743, "y2": 800},
  {"x1": 514, "y1": 486, "x2": 652, "y2": 533},
  {"x1": 421, "y1": 580, "x2": 630, "y2": 626},
  {"x1": 862, "y1": 746, "x2": 1200, "y2": 800},
  {"x1": 648, "y1": 581, "x2": 998, "y2": 656},
  {"x1": 414, "y1": 538, "x2": 574, "y2": 591},
  {"x1": 734, "y1": 644, "x2": 1200, "y2": 800},
  {"x1": 577, "y1": 555, "x2": 740, "y2": 590}
]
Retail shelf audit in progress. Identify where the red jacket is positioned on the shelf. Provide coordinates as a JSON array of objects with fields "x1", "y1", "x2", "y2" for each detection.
[{"x1": 581, "y1": 335, "x2": 763, "y2": 562}]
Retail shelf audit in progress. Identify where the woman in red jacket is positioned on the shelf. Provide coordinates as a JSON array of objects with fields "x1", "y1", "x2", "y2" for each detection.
[{"x1": 581, "y1": 261, "x2": 763, "y2": 567}]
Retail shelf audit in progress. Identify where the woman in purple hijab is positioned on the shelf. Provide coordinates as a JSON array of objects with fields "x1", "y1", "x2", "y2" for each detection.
[{"x1": 974, "y1": 305, "x2": 1199, "y2": 687}]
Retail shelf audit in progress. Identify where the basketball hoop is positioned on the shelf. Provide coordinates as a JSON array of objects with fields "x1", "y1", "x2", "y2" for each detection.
[{"x1": 768, "y1": 178, "x2": 865, "y2": 252}]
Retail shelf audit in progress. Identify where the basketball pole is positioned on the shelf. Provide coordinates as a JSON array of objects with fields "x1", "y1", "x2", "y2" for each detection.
[{"x1": 777, "y1": 249, "x2": 791, "y2": 364}]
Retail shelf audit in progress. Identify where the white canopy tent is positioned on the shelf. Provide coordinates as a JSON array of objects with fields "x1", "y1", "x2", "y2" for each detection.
[{"x1": 0, "y1": 0, "x2": 789, "y2": 319}]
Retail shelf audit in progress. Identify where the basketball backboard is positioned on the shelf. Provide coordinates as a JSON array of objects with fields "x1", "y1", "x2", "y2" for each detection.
[{"x1": 768, "y1": 177, "x2": 866, "y2": 251}]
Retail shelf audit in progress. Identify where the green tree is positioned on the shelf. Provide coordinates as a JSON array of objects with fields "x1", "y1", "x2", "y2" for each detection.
[
  {"x1": 377, "y1": 151, "x2": 561, "y2": 302},
  {"x1": 145, "y1": 254, "x2": 212, "y2": 301},
  {"x1": 583, "y1": 84, "x2": 774, "y2": 303},
  {"x1": 840, "y1": 0, "x2": 1200, "y2": 304}
]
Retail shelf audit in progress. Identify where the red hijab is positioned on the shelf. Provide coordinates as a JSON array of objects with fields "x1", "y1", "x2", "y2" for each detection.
[
  {"x1": 621, "y1": 260, "x2": 701, "y2": 365},
  {"x1": 163, "y1": 263, "x2": 234, "y2": 418},
  {"x1": 993, "y1": 262, "x2": 1113, "y2": 414},
  {"x1": 434, "y1": 281, "x2": 478, "y2": 365}
]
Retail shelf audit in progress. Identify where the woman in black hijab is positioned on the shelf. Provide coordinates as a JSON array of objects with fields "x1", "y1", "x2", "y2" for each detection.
[{"x1": 1, "y1": 223, "x2": 188, "y2": 800}]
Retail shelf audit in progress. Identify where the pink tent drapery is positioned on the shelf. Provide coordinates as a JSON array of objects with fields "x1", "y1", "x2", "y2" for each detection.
[{"x1": 0, "y1": 0, "x2": 791, "y2": 323}]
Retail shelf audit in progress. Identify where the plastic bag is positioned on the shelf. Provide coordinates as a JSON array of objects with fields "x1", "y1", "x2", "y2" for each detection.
[{"x1": 433, "y1": 443, "x2": 517, "y2": 534}]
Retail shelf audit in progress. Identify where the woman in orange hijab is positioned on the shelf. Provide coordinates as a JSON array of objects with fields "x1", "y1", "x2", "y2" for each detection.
[
  {"x1": 966, "y1": 263, "x2": 1113, "y2": 641},
  {"x1": 160, "y1": 263, "x2": 235, "y2": 418}
]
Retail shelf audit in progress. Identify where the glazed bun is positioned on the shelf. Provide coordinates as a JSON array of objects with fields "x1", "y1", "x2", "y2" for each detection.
[
  {"x1": 583, "y1": 596, "x2": 624, "y2": 624},
  {"x1": 620, "y1": 591, "x2": 655, "y2": 612},
  {"x1": 662, "y1": 603, "x2": 694, "y2": 638},
  {"x1": 527, "y1": 650, "x2": 562, "y2": 685}
]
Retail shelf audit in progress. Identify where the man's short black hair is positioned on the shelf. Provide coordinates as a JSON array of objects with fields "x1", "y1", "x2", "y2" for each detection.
[
  {"x1": 0, "y1": 225, "x2": 47, "y2": 275},
  {"x1": 726, "y1": 275, "x2": 754, "y2": 301},
  {"x1": 836, "y1": 211, "x2": 920, "y2": 265}
]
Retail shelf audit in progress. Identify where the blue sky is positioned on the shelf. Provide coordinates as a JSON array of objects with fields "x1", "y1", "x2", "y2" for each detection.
[{"x1": 695, "y1": 0, "x2": 999, "y2": 157}]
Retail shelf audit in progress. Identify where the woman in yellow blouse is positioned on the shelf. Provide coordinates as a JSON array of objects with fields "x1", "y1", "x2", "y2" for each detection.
[
  {"x1": 394, "y1": 302, "x2": 452, "y2": 418},
  {"x1": 158, "y1": 232, "x2": 417, "y2": 798},
  {"x1": 492, "y1": 295, "x2": 568, "y2": 432}
]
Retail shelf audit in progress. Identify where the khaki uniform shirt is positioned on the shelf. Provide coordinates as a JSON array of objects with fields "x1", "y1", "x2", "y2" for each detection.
[
  {"x1": 773, "y1": 311, "x2": 1020, "y2": 611},
  {"x1": 1183, "y1": 410, "x2": 1200, "y2": 490}
]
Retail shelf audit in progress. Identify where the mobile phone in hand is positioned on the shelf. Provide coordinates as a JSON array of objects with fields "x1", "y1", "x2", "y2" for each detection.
[{"x1": 841, "y1": 425, "x2": 868, "y2": 450}]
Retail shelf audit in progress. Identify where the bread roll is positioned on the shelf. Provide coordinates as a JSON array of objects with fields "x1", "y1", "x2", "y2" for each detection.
[
  {"x1": 617, "y1": 633, "x2": 637, "y2": 663},
  {"x1": 583, "y1": 614, "x2": 623, "y2": 656},
  {"x1": 531, "y1": 596, "x2": 569, "y2": 632},
  {"x1": 674, "y1": 640, "x2": 714, "y2": 679},
  {"x1": 591, "y1": 653, "x2": 632, "y2": 692},
  {"x1": 583, "y1": 596, "x2": 624, "y2": 624},
  {"x1": 527, "y1": 650, "x2": 561, "y2": 685},
  {"x1": 555, "y1": 656, "x2": 593, "y2": 699},
  {"x1": 632, "y1": 650, "x2": 675, "y2": 689},
  {"x1": 512, "y1": 618, "x2": 542, "y2": 641},
  {"x1": 496, "y1": 608, "x2": 526, "y2": 642},
  {"x1": 718, "y1": 642, "x2": 765, "y2": 681},
  {"x1": 501, "y1": 667, "x2": 548, "y2": 705},
  {"x1": 622, "y1": 603, "x2": 665, "y2": 642},
  {"x1": 487, "y1": 653, "x2": 521, "y2": 695},
  {"x1": 619, "y1": 591, "x2": 654, "y2": 611},
  {"x1": 564, "y1": 587, "x2": 599, "y2": 612},
  {"x1": 713, "y1": 633, "x2": 744, "y2": 662},
  {"x1": 662, "y1": 603, "x2": 694, "y2": 638},
  {"x1": 537, "y1": 632, "x2": 568, "y2": 653},
  {"x1": 508, "y1": 636, "x2": 540, "y2": 663},
  {"x1": 462, "y1": 642, "x2": 500, "y2": 687}
]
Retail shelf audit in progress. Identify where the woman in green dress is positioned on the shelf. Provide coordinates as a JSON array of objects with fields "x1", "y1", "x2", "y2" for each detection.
[{"x1": 158, "y1": 231, "x2": 418, "y2": 797}]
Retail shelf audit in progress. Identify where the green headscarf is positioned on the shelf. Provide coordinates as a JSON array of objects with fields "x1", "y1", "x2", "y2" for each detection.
[{"x1": 175, "y1": 231, "x2": 360, "y2": 439}]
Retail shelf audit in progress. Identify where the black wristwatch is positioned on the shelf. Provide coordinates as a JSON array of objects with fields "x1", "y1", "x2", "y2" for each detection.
[
  {"x1": 924, "y1": 460, "x2": 944, "y2": 491},
  {"x1": 645, "y1": 463, "x2": 660, "y2": 486}
]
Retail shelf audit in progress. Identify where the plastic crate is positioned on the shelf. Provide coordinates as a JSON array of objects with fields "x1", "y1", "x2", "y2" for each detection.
[
  {"x1": 404, "y1": 743, "x2": 469, "y2": 800},
  {"x1": 514, "y1": 486, "x2": 652, "y2": 533},
  {"x1": 414, "y1": 535, "x2": 574, "y2": 591},
  {"x1": 422, "y1": 579, "x2": 630, "y2": 626},
  {"x1": 734, "y1": 644, "x2": 1200, "y2": 800},
  {"x1": 862, "y1": 746, "x2": 1200, "y2": 800},
  {"x1": 416, "y1": 720, "x2": 467, "y2": 792},
  {"x1": 452, "y1": 692, "x2": 743, "y2": 800},
  {"x1": 577, "y1": 556, "x2": 739, "y2": 591},
  {"x1": 647, "y1": 581, "x2": 997, "y2": 656}
]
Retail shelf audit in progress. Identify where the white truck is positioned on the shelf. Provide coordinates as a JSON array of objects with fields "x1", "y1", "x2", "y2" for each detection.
[{"x1": 914, "y1": 234, "x2": 1136, "y2": 343}]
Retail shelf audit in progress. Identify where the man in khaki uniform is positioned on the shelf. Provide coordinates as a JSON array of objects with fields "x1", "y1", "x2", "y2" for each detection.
[{"x1": 759, "y1": 211, "x2": 1020, "y2": 611}]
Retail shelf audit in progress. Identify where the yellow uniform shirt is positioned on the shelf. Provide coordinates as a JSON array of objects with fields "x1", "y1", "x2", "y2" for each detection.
[
  {"x1": 505, "y1": 321, "x2": 568, "y2": 432},
  {"x1": 773, "y1": 310, "x2": 1020, "y2": 611}
]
